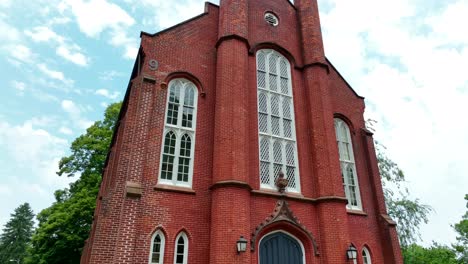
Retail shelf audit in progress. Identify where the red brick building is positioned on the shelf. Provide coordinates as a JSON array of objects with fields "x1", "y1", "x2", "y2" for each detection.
[{"x1": 81, "y1": 0, "x2": 403, "y2": 263}]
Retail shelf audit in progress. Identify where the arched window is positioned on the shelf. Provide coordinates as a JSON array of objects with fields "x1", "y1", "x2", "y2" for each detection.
[
  {"x1": 334, "y1": 118, "x2": 362, "y2": 210},
  {"x1": 362, "y1": 247, "x2": 372, "y2": 264},
  {"x1": 257, "y1": 49, "x2": 300, "y2": 193},
  {"x1": 149, "y1": 230, "x2": 165, "y2": 264},
  {"x1": 159, "y1": 79, "x2": 198, "y2": 187},
  {"x1": 173, "y1": 232, "x2": 188, "y2": 264}
]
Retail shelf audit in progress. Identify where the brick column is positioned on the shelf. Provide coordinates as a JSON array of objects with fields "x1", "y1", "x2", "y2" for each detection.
[
  {"x1": 210, "y1": 1, "x2": 251, "y2": 263},
  {"x1": 295, "y1": 0, "x2": 351, "y2": 262}
]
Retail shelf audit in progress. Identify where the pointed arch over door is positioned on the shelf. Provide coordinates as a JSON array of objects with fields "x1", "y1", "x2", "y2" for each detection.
[{"x1": 259, "y1": 231, "x2": 304, "y2": 264}]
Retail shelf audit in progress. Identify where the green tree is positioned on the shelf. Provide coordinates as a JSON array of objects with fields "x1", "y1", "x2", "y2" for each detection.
[
  {"x1": 453, "y1": 194, "x2": 468, "y2": 263},
  {"x1": 0, "y1": 203, "x2": 35, "y2": 264},
  {"x1": 403, "y1": 243, "x2": 458, "y2": 264},
  {"x1": 27, "y1": 102, "x2": 121, "y2": 264}
]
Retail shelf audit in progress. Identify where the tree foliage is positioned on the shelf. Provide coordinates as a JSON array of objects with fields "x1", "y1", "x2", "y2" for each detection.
[
  {"x1": 453, "y1": 194, "x2": 468, "y2": 263},
  {"x1": 403, "y1": 243, "x2": 458, "y2": 264},
  {"x1": 27, "y1": 102, "x2": 121, "y2": 264},
  {"x1": 0, "y1": 203, "x2": 35, "y2": 264}
]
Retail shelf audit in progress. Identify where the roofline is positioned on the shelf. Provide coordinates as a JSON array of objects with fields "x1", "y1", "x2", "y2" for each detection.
[
  {"x1": 100, "y1": 48, "x2": 143, "y2": 181},
  {"x1": 141, "y1": 2, "x2": 219, "y2": 38},
  {"x1": 325, "y1": 57, "x2": 365, "y2": 100}
]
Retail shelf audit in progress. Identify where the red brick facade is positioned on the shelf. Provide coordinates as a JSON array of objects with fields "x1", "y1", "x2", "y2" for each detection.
[{"x1": 81, "y1": 0, "x2": 403, "y2": 263}]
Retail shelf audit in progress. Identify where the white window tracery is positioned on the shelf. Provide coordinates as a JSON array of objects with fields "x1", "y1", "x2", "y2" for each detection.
[
  {"x1": 362, "y1": 247, "x2": 372, "y2": 264},
  {"x1": 173, "y1": 232, "x2": 188, "y2": 264},
  {"x1": 334, "y1": 118, "x2": 362, "y2": 210},
  {"x1": 149, "y1": 230, "x2": 165, "y2": 264},
  {"x1": 257, "y1": 49, "x2": 300, "y2": 193},
  {"x1": 159, "y1": 79, "x2": 198, "y2": 187}
]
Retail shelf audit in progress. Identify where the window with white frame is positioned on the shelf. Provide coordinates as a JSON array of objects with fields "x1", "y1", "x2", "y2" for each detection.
[
  {"x1": 173, "y1": 232, "x2": 188, "y2": 264},
  {"x1": 159, "y1": 79, "x2": 198, "y2": 187},
  {"x1": 334, "y1": 118, "x2": 362, "y2": 210},
  {"x1": 257, "y1": 49, "x2": 300, "y2": 193},
  {"x1": 362, "y1": 247, "x2": 372, "y2": 264},
  {"x1": 149, "y1": 230, "x2": 165, "y2": 264}
]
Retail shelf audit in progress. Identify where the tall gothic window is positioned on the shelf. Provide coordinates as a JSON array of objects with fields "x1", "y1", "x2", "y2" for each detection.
[
  {"x1": 173, "y1": 232, "x2": 188, "y2": 264},
  {"x1": 149, "y1": 231, "x2": 165, "y2": 264},
  {"x1": 257, "y1": 49, "x2": 300, "y2": 193},
  {"x1": 334, "y1": 118, "x2": 362, "y2": 210},
  {"x1": 362, "y1": 247, "x2": 372, "y2": 264},
  {"x1": 159, "y1": 79, "x2": 198, "y2": 188}
]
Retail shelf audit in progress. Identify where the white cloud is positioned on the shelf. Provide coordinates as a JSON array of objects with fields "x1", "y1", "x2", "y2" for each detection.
[
  {"x1": 11, "y1": 80, "x2": 25, "y2": 94},
  {"x1": 0, "y1": 0, "x2": 11, "y2": 8},
  {"x1": 0, "y1": 118, "x2": 75, "y2": 231},
  {"x1": 9, "y1": 45, "x2": 34, "y2": 63},
  {"x1": 25, "y1": 26, "x2": 62, "y2": 42},
  {"x1": 99, "y1": 70, "x2": 124, "y2": 81},
  {"x1": 61, "y1": 99, "x2": 81, "y2": 116},
  {"x1": 28, "y1": 116, "x2": 57, "y2": 128},
  {"x1": 62, "y1": 0, "x2": 134, "y2": 37},
  {"x1": 61, "y1": 99, "x2": 93, "y2": 130},
  {"x1": 95, "y1": 88, "x2": 120, "y2": 100},
  {"x1": 59, "y1": 126, "x2": 73, "y2": 135},
  {"x1": 56, "y1": 45, "x2": 88, "y2": 66},
  {"x1": 37, "y1": 63, "x2": 75, "y2": 88},
  {"x1": 58, "y1": 0, "x2": 137, "y2": 59},
  {"x1": 139, "y1": 0, "x2": 207, "y2": 29},
  {"x1": 426, "y1": 1, "x2": 468, "y2": 45},
  {"x1": 25, "y1": 26, "x2": 89, "y2": 66},
  {"x1": 0, "y1": 119, "x2": 67, "y2": 172},
  {"x1": 0, "y1": 184, "x2": 12, "y2": 196},
  {"x1": 38, "y1": 63, "x2": 65, "y2": 81},
  {"x1": 0, "y1": 18, "x2": 19, "y2": 42}
]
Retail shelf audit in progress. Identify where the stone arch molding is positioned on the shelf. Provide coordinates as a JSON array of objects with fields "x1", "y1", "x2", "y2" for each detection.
[{"x1": 251, "y1": 199, "x2": 319, "y2": 256}]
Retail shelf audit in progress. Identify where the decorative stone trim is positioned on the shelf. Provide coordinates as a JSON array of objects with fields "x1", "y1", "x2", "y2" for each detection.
[
  {"x1": 251, "y1": 190, "x2": 313, "y2": 203},
  {"x1": 209, "y1": 180, "x2": 252, "y2": 191},
  {"x1": 154, "y1": 184, "x2": 196, "y2": 195},
  {"x1": 142, "y1": 75, "x2": 156, "y2": 84},
  {"x1": 315, "y1": 196, "x2": 348, "y2": 204},
  {"x1": 381, "y1": 214, "x2": 397, "y2": 226},
  {"x1": 347, "y1": 209, "x2": 368, "y2": 216},
  {"x1": 126, "y1": 181, "x2": 143, "y2": 197},
  {"x1": 250, "y1": 199, "x2": 319, "y2": 256}
]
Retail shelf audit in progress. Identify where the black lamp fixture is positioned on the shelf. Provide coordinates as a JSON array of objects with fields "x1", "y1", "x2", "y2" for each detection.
[
  {"x1": 346, "y1": 244, "x2": 358, "y2": 260},
  {"x1": 236, "y1": 236, "x2": 248, "y2": 254}
]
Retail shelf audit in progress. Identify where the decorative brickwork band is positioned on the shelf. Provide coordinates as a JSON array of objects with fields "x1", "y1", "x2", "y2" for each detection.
[{"x1": 251, "y1": 199, "x2": 319, "y2": 256}]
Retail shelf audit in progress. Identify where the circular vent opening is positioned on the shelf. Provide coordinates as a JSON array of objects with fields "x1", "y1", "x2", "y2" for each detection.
[{"x1": 264, "y1": 13, "x2": 279, "y2": 27}]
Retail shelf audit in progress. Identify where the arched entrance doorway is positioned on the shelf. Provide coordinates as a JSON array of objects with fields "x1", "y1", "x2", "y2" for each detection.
[{"x1": 259, "y1": 231, "x2": 304, "y2": 264}]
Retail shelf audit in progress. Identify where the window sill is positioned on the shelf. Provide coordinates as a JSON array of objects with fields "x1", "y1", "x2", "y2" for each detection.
[
  {"x1": 252, "y1": 189, "x2": 316, "y2": 203},
  {"x1": 154, "y1": 184, "x2": 196, "y2": 195},
  {"x1": 346, "y1": 209, "x2": 367, "y2": 216}
]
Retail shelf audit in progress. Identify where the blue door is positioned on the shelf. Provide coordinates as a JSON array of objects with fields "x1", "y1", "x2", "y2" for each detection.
[{"x1": 259, "y1": 232, "x2": 304, "y2": 264}]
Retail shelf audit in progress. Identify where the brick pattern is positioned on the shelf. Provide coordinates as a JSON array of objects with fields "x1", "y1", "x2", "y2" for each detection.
[{"x1": 82, "y1": 1, "x2": 403, "y2": 263}]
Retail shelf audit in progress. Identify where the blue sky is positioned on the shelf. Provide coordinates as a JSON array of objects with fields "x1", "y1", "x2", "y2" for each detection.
[{"x1": 1, "y1": 0, "x2": 467, "y2": 248}]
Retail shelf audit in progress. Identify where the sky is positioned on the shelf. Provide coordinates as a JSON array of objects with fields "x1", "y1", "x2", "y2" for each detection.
[{"x1": 0, "y1": 0, "x2": 467, "y2": 248}]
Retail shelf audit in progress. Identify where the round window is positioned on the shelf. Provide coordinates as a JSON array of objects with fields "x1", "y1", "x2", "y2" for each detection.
[{"x1": 264, "y1": 12, "x2": 279, "y2": 27}]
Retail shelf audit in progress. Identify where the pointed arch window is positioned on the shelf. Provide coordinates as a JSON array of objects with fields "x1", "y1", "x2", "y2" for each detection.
[
  {"x1": 149, "y1": 231, "x2": 165, "y2": 264},
  {"x1": 257, "y1": 49, "x2": 300, "y2": 193},
  {"x1": 159, "y1": 79, "x2": 198, "y2": 187},
  {"x1": 334, "y1": 118, "x2": 362, "y2": 210},
  {"x1": 174, "y1": 232, "x2": 188, "y2": 264},
  {"x1": 362, "y1": 247, "x2": 372, "y2": 264}
]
